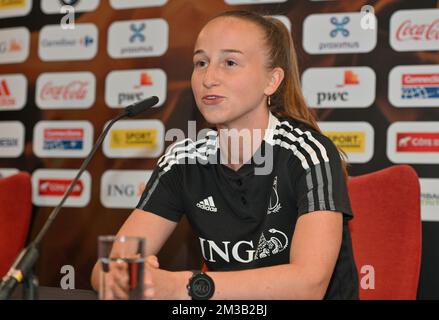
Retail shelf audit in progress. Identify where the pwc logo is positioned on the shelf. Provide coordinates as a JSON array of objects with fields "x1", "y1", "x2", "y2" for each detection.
[
  {"x1": 41, "y1": 0, "x2": 99, "y2": 14},
  {"x1": 387, "y1": 122, "x2": 439, "y2": 164},
  {"x1": 105, "y1": 69, "x2": 166, "y2": 108},
  {"x1": 103, "y1": 119, "x2": 164, "y2": 158},
  {"x1": 36, "y1": 72, "x2": 96, "y2": 110},
  {"x1": 390, "y1": 9, "x2": 439, "y2": 51},
  {"x1": 110, "y1": 0, "x2": 167, "y2": 9},
  {"x1": 318, "y1": 122, "x2": 374, "y2": 163},
  {"x1": 303, "y1": 12, "x2": 377, "y2": 54},
  {"x1": 39, "y1": 23, "x2": 98, "y2": 61},
  {"x1": 0, "y1": 74, "x2": 27, "y2": 111},
  {"x1": 0, "y1": 27, "x2": 30, "y2": 64},
  {"x1": 420, "y1": 178, "x2": 439, "y2": 222},
  {"x1": 0, "y1": 0, "x2": 32, "y2": 18},
  {"x1": 0, "y1": 121, "x2": 25, "y2": 158},
  {"x1": 389, "y1": 65, "x2": 439, "y2": 107},
  {"x1": 33, "y1": 121, "x2": 93, "y2": 158},
  {"x1": 100, "y1": 170, "x2": 153, "y2": 208},
  {"x1": 107, "y1": 18, "x2": 168, "y2": 59},
  {"x1": 302, "y1": 67, "x2": 375, "y2": 108},
  {"x1": 32, "y1": 169, "x2": 91, "y2": 207}
]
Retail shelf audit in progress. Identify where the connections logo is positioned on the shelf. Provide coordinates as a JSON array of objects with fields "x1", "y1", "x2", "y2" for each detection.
[
  {"x1": 33, "y1": 121, "x2": 93, "y2": 158},
  {"x1": 389, "y1": 65, "x2": 439, "y2": 107}
]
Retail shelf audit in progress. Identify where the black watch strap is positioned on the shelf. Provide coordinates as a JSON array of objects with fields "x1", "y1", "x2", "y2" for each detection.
[{"x1": 187, "y1": 271, "x2": 215, "y2": 300}]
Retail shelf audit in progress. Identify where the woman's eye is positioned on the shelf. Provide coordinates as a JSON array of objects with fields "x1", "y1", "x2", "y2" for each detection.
[
  {"x1": 226, "y1": 60, "x2": 237, "y2": 67},
  {"x1": 194, "y1": 60, "x2": 207, "y2": 68}
]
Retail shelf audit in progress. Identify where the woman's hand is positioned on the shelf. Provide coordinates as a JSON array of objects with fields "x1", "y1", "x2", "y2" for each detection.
[{"x1": 143, "y1": 255, "x2": 191, "y2": 300}]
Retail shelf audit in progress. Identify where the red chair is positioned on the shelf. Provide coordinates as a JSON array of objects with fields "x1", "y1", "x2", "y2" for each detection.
[
  {"x1": 0, "y1": 172, "x2": 32, "y2": 278},
  {"x1": 348, "y1": 165, "x2": 422, "y2": 300}
]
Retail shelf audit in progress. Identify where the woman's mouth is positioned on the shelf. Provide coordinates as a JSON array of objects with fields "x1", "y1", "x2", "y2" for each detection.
[{"x1": 202, "y1": 95, "x2": 225, "y2": 105}]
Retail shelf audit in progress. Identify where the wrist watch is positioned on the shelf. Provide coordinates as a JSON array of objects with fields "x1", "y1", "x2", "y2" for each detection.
[{"x1": 187, "y1": 271, "x2": 215, "y2": 300}]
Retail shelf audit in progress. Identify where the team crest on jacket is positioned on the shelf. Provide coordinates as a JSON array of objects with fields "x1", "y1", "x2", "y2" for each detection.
[
  {"x1": 267, "y1": 176, "x2": 282, "y2": 215},
  {"x1": 254, "y1": 228, "x2": 288, "y2": 260}
]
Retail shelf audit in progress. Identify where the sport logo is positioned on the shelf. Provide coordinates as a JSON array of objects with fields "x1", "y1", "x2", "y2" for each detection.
[
  {"x1": 38, "y1": 179, "x2": 83, "y2": 197},
  {"x1": 325, "y1": 132, "x2": 366, "y2": 153},
  {"x1": 401, "y1": 73, "x2": 439, "y2": 100},
  {"x1": 110, "y1": 129, "x2": 157, "y2": 149},
  {"x1": 397, "y1": 133, "x2": 439, "y2": 152},
  {"x1": 0, "y1": 0, "x2": 32, "y2": 19},
  {"x1": 43, "y1": 128, "x2": 84, "y2": 150}
]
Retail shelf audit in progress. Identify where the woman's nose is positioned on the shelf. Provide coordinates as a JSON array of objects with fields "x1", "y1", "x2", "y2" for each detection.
[{"x1": 203, "y1": 64, "x2": 220, "y2": 88}]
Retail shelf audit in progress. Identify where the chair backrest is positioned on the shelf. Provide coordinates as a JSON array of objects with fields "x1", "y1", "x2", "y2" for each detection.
[
  {"x1": 348, "y1": 165, "x2": 422, "y2": 300},
  {"x1": 0, "y1": 172, "x2": 32, "y2": 278}
]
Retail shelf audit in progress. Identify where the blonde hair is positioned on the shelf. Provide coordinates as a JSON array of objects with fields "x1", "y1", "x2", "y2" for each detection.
[{"x1": 212, "y1": 10, "x2": 349, "y2": 179}]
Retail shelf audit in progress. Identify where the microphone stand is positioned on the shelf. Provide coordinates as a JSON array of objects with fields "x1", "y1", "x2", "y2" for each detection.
[{"x1": 0, "y1": 95, "x2": 158, "y2": 300}]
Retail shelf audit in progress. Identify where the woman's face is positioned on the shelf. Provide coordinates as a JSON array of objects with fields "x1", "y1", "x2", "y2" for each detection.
[{"x1": 191, "y1": 17, "x2": 275, "y2": 127}]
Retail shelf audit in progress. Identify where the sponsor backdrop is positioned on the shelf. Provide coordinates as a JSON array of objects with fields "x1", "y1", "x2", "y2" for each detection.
[{"x1": 0, "y1": 0, "x2": 438, "y2": 298}]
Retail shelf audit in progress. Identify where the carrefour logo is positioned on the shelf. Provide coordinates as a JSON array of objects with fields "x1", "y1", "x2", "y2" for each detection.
[{"x1": 39, "y1": 23, "x2": 98, "y2": 61}]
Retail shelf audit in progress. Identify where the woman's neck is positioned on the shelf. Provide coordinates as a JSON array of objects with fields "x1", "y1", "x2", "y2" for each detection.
[{"x1": 217, "y1": 107, "x2": 270, "y2": 171}]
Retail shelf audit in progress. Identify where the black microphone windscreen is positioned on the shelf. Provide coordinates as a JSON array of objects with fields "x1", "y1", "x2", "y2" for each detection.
[{"x1": 125, "y1": 96, "x2": 159, "y2": 117}]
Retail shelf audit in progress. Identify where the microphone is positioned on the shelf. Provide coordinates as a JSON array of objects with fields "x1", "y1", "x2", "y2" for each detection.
[{"x1": 0, "y1": 96, "x2": 159, "y2": 300}]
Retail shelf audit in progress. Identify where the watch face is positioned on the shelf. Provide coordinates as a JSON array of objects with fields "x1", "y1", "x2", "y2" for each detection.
[{"x1": 192, "y1": 275, "x2": 213, "y2": 299}]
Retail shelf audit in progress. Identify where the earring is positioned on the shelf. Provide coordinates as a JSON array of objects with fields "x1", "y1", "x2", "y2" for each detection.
[{"x1": 267, "y1": 95, "x2": 271, "y2": 107}]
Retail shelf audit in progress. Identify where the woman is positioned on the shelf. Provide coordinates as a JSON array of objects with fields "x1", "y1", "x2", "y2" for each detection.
[{"x1": 91, "y1": 10, "x2": 359, "y2": 300}]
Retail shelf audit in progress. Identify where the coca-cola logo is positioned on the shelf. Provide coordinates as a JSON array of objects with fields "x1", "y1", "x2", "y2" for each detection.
[
  {"x1": 39, "y1": 179, "x2": 83, "y2": 196},
  {"x1": 39, "y1": 80, "x2": 89, "y2": 101},
  {"x1": 396, "y1": 19, "x2": 439, "y2": 41}
]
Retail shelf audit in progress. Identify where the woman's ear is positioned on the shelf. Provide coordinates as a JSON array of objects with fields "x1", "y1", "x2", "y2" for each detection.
[{"x1": 264, "y1": 67, "x2": 285, "y2": 96}]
